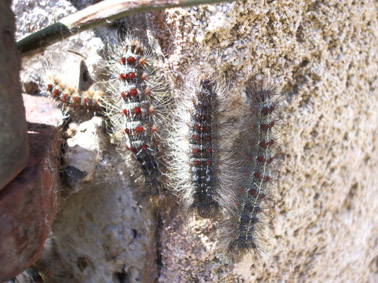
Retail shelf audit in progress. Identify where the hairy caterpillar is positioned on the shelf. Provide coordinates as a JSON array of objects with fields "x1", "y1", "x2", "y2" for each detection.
[
  {"x1": 44, "y1": 56, "x2": 103, "y2": 113},
  {"x1": 167, "y1": 72, "x2": 243, "y2": 218},
  {"x1": 222, "y1": 78, "x2": 280, "y2": 259},
  {"x1": 100, "y1": 31, "x2": 172, "y2": 197},
  {"x1": 46, "y1": 79, "x2": 104, "y2": 112}
]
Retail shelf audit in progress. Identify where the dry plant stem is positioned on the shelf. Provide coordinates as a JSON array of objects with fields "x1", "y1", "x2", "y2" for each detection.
[{"x1": 17, "y1": 0, "x2": 232, "y2": 57}]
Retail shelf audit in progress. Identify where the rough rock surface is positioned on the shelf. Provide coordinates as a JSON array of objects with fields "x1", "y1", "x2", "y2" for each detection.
[
  {"x1": 13, "y1": 0, "x2": 104, "y2": 95},
  {"x1": 29, "y1": 116, "x2": 159, "y2": 283},
  {"x1": 12, "y1": 1, "x2": 158, "y2": 282},
  {"x1": 155, "y1": 0, "x2": 378, "y2": 282},
  {"x1": 0, "y1": 0, "x2": 28, "y2": 190},
  {"x1": 12, "y1": 0, "x2": 378, "y2": 282}
]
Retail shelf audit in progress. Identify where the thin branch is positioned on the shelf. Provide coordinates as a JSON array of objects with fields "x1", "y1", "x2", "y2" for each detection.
[{"x1": 17, "y1": 0, "x2": 233, "y2": 57}]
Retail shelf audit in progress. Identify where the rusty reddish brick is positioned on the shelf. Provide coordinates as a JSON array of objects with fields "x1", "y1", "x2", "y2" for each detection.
[{"x1": 0, "y1": 122, "x2": 61, "y2": 281}]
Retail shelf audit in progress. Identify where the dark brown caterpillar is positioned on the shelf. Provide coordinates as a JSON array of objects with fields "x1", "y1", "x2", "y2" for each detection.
[
  {"x1": 167, "y1": 72, "x2": 243, "y2": 218},
  {"x1": 224, "y1": 78, "x2": 280, "y2": 258},
  {"x1": 189, "y1": 79, "x2": 219, "y2": 218}
]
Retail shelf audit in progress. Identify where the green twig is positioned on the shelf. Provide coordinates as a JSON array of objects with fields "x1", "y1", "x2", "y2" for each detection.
[{"x1": 17, "y1": 0, "x2": 233, "y2": 57}]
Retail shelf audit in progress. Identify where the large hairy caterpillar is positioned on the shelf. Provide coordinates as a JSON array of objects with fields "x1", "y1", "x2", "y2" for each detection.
[
  {"x1": 100, "y1": 31, "x2": 172, "y2": 197},
  {"x1": 167, "y1": 72, "x2": 243, "y2": 218},
  {"x1": 223, "y1": 78, "x2": 280, "y2": 259}
]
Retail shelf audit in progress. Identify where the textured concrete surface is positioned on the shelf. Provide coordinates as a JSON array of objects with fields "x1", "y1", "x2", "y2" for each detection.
[
  {"x1": 12, "y1": 0, "x2": 378, "y2": 282},
  {"x1": 0, "y1": 0, "x2": 28, "y2": 190},
  {"x1": 154, "y1": 0, "x2": 378, "y2": 281},
  {"x1": 0, "y1": 122, "x2": 60, "y2": 282}
]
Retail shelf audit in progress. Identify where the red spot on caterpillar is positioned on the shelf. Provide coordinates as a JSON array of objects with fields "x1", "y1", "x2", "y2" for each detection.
[
  {"x1": 257, "y1": 156, "x2": 265, "y2": 163},
  {"x1": 121, "y1": 91, "x2": 126, "y2": 98},
  {"x1": 123, "y1": 109, "x2": 128, "y2": 115},
  {"x1": 128, "y1": 72, "x2": 136, "y2": 80},
  {"x1": 121, "y1": 57, "x2": 126, "y2": 64},
  {"x1": 127, "y1": 146, "x2": 136, "y2": 152},
  {"x1": 135, "y1": 126, "x2": 143, "y2": 133},
  {"x1": 249, "y1": 188, "x2": 257, "y2": 196},
  {"x1": 73, "y1": 96, "x2": 79, "y2": 107},
  {"x1": 61, "y1": 93, "x2": 68, "y2": 103},
  {"x1": 52, "y1": 88, "x2": 59, "y2": 98},
  {"x1": 130, "y1": 88, "x2": 138, "y2": 96},
  {"x1": 119, "y1": 73, "x2": 127, "y2": 80},
  {"x1": 83, "y1": 98, "x2": 89, "y2": 109},
  {"x1": 260, "y1": 121, "x2": 275, "y2": 131},
  {"x1": 259, "y1": 141, "x2": 266, "y2": 148},
  {"x1": 47, "y1": 84, "x2": 53, "y2": 91},
  {"x1": 193, "y1": 148, "x2": 199, "y2": 154},
  {"x1": 192, "y1": 134, "x2": 198, "y2": 141},
  {"x1": 127, "y1": 56, "x2": 135, "y2": 64},
  {"x1": 261, "y1": 105, "x2": 275, "y2": 115},
  {"x1": 254, "y1": 172, "x2": 262, "y2": 180},
  {"x1": 125, "y1": 128, "x2": 130, "y2": 134},
  {"x1": 141, "y1": 144, "x2": 148, "y2": 150},
  {"x1": 133, "y1": 107, "x2": 141, "y2": 115},
  {"x1": 259, "y1": 139, "x2": 274, "y2": 148}
]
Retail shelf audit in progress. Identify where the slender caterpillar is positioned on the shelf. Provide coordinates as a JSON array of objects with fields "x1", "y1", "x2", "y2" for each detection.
[
  {"x1": 100, "y1": 31, "x2": 172, "y2": 197},
  {"x1": 44, "y1": 57, "x2": 103, "y2": 113},
  {"x1": 46, "y1": 79, "x2": 103, "y2": 112},
  {"x1": 223, "y1": 78, "x2": 280, "y2": 258},
  {"x1": 167, "y1": 72, "x2": 243, "y2": 218}
]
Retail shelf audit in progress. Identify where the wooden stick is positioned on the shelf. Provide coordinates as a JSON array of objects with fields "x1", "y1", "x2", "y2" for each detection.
[{"x1": 17, "y1": 0, "x2": 232, "y2": 57}]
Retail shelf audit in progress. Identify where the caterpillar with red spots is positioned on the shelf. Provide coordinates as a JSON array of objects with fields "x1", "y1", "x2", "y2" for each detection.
[
  {"x1": 222, "y1": 78, "x2": 280, "y2": 259},
  {"x1": 167, "y1": 71, "x2": 243, "y2": 218},
  {"x1": 46, "y1": 79, "x2": 103, "y2": 112},
  {"x1": 43, "y1": 55, "x2": 103, "y2": 113},
  {"x1": 100, "y1": 31, "x2": 172, "y2": 197}
]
